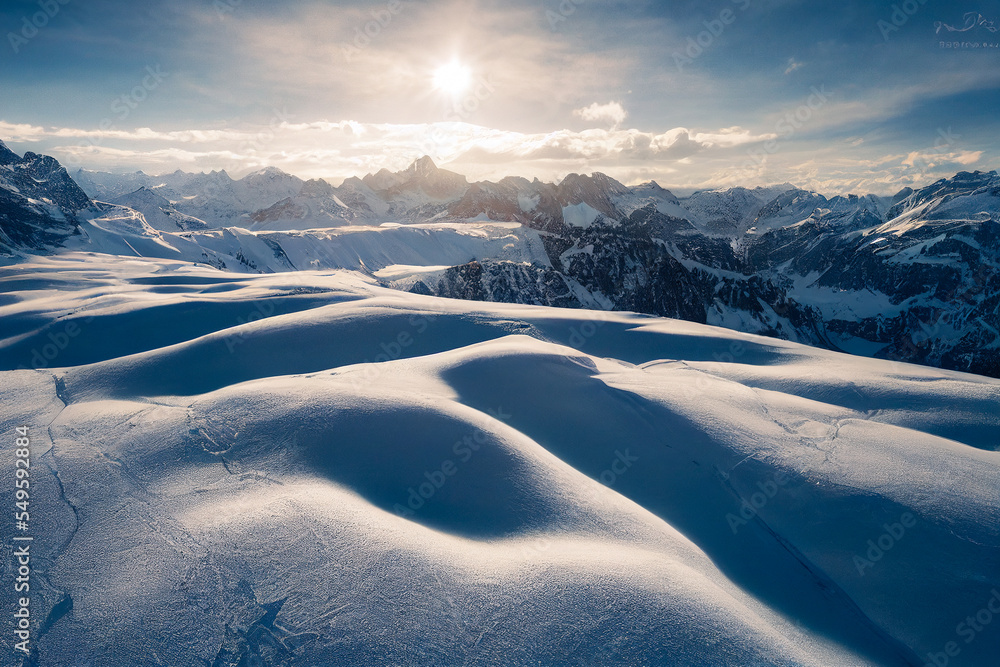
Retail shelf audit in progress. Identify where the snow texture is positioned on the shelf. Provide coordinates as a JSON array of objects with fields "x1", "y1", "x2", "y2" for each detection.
[{"x1": 0, "y1": 252, "x2": 997, "y2": 666}]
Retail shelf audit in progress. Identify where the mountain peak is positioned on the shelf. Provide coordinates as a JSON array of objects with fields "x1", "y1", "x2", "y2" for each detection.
[
  {"x1": 0, "y1": 139, "x2": 21, "y2": 166},
  {"x1": 629, "y1": 180, "x2": 680, "y2": 205},
  {"x1": 299, "y1": 178, "x2": 336, "y2": 198},
  {"x1": 247, "y1": 166, "x2": 293, "y2": 179},
  {"x1": 360, "y1": 155, "x2": 467, "y2": 200},
  {"x1": 410, "y1": 155, "x2": 438, "y2": 175},
  {"x1": 111, "y1": 186, "x2": 171, "y2": 208}
]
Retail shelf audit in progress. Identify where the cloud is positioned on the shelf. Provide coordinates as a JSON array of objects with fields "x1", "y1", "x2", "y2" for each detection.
[
  {"x1": 689, "y1": 126, "x2": 775, "y2": 148},
  {"x1": 902, "y1": 149, "x2": 982, "y2": 169},
  {"x1": 3, "y1": 114, "x2": 785, "y2": 185},
  {"x1": 3, "y1": 112, "x2": 991, "y2": 197},
  {"x1": 54, "y1": 144, "x2": 248, "y2": 164},
  {"x1": 0, "y1": 121, "x2": 47, "y2": 142},
  {"x1": 0, "y1": 121, "x2": 254, "y2": 143},
  {"x1": 784, "y1": 58, "x2": 804, "y2": 75},
  {"x1": 573, "y1": 101, "x2": 628, "y2": 128}
]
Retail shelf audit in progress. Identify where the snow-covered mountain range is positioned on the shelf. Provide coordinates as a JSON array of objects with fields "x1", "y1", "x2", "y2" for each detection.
[{"x1": 3, "y1": 139, "x2": 999, "y2": 380}]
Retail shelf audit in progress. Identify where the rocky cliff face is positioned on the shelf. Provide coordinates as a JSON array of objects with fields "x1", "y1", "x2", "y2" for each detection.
[{"x1": 0, "y1": 140, "x2": 93, "y2": 252}]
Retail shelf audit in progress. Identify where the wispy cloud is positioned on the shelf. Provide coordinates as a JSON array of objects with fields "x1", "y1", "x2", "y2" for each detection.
[
  {"x1": 0, "y1": 121, "x2": 254, "y2": 143},
  {"x1": 784, "y1": 58, "x2": 804, "y2": 75}
]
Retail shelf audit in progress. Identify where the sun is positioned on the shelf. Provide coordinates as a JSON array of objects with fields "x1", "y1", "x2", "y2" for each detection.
[{"x1": 432, "y1": 60, "x2": 472, "y2": 98}]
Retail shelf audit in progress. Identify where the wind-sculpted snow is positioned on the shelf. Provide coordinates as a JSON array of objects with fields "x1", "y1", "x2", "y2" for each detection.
[{"x1": 1, "y1": 253, "x2": 997, "y2": 666}]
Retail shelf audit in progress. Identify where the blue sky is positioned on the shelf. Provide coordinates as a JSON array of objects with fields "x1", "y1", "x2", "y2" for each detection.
[{"x1": 1, "y1": 0, "x2": 998, "y2": 193}]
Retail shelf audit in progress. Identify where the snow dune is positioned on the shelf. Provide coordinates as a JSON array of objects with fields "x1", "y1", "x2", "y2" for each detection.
[{"x1": 1, "y1": 253, "x2": 997, "y2": 666}]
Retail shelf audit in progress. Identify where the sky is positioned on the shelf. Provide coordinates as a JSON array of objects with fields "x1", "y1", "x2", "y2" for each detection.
[{"x1": 1, "y1": 0, "x2": 999, "y2": 194}]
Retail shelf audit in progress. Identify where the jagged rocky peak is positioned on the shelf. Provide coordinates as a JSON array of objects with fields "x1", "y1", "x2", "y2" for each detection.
[
  {"x1": 116, "y1": 186, "x2": 169, "y2": 204},
  {"x1": 11, "y1": 150, "x2": 92, "y2": 212},
  {"x1": 250, "y1": 166, "x2": 290, "y2": 178},
  {"x1": 298, "y1": 178, "x2": 337, "y2": 197},
  {"x1": 401, "y1": 155, "x2": 466, "y2": 182},
  {"x1": 0, "y1": 143, "x2": 95, "y2": 252},
  {"x1": 0, "y1": 139, "x2": 21, "y2": 166},
  {"x1": 558, "y1": 171, "x2": 630, "y2": 197},
  {"x1": 630, "y1": 180, "x2": 680, "y2": 204},
  {"x1": 22, "y1": 151, "x2": 71, "y2": 178},
  {"x1": 362, "y1": 167, "x2": 402, "y2": 192},
  {"x1": 410, "y1": 155, "x2": 439, "y2": 176},
  {"x1": 242, "y1": 166, "x2": 302, "y2": 190},
  {"x1": 497, "y1": 175, "x2": 533, "y2": 189},
  {"x1": 952, "y1": 169, "x2": 999, "y2": 184},
  {"x1": 891, "y1": 186, "x2": 914, "y2": 205},
  {"x1": 337, "y1": 175, "x2": 378, "y2": 195},
  {"x1": 362, "y1": 155, "x2": 468, "y2": 201},
  {"x1": 887, "y1": 170, "x2": 1000, "y2": 220},
  {"x1": 556, "y1": 172, "x2": 630, "y2": 218},
  {"x1": 754, "y1": 188, "x2": 823, "y2": 218}
]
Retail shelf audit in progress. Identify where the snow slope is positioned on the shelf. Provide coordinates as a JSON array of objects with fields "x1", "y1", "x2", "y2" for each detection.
[
  {"x1": 108, "y1": 187, "x2": 210, "y2": 232},
  {"x1": 1, "y1": 252, "x2": 997, "y2": 666},
  {"x1": 56, "y1": 212, "x2": 552, "y2": 276}
]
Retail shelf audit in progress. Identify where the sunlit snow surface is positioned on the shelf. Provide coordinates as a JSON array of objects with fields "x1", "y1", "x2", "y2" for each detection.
[{"x1": 1, "y1": 253, "x2": 998, "y2": 666}]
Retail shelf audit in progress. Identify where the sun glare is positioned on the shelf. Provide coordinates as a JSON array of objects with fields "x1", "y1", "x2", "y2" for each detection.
[{"x1": 432, "y1": 60, "x2": 472, "y2": 97}]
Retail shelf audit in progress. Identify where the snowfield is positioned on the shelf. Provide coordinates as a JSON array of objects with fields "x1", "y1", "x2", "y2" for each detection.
[{"x1": 1, "y1": 253, "x2": 998, "y2": 666}]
